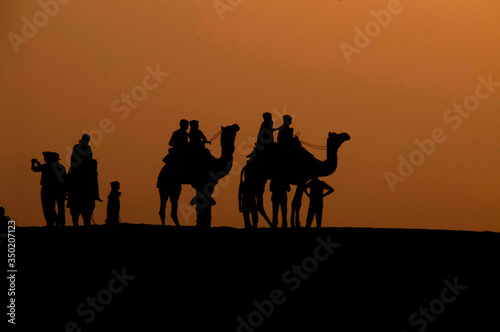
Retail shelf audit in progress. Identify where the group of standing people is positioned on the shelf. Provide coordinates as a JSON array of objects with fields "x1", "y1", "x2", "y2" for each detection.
[{"x1": 30, "y1": 134, "x2": 121, "y2": 227}]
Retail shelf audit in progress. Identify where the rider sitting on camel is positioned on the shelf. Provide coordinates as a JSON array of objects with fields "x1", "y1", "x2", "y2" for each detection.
[
  {"x1": 189, "y1": 120, "x2": 210, "y2": 151},
  {"x1": 169, "y1": 119, "x2": 189, "y2": 151}
]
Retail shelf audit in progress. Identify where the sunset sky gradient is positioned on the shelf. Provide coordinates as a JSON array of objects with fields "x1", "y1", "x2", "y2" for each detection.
[{"x1": 1, "y1": 0, "x2": 499, "y2": 231}]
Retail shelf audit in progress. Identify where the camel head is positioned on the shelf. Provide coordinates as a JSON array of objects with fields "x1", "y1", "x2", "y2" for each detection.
[
  {"x1": 219, "y1": 124, "x2": 240, "y2": 158},
  {"x1": 221, "y1": 124, "x2": 240, "y2": 142},
  {"x1": 328, "y1": 132, "x2": 351, "y2": 149}
]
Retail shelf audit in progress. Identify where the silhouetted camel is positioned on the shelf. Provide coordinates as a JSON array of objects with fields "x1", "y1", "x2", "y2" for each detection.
[
  {"x1": 241, "y1": 132, "x2": 350, "y2": 228},
  {"x1": 157, "y1": 124, "x2": 240, "y2": 226}
]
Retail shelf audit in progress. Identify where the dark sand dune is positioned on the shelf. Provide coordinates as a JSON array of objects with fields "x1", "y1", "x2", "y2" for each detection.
[{"x1": 14, "y1": 225, "x2": 500, "y2": 331}]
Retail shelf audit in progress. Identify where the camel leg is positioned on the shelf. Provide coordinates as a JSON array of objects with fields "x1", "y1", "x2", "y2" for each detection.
[
  {"x1": 159, "y1": 190, "x2": 167, "y2": 226},
  {"x1": 256, "y1": 193, "x2": 272, "y2": 227},
  {"x1": 251, "y1": 209, "x2": 259, "y2": 229},
  {"x1": 281, "y1": 195, "x2": 288, "y2": 228},
  {"x1": 292, "y1": 183, "x2": 306, "y2": 228},
  {"x1": 170, "y1": 198, "x2": 180, "y2": 226},
  {"x1": 271, "y1": 199, "x2": 279, "y2": 229},
  {"x1": 70, "y1": 207, "x2": 80, "y2": 227}
]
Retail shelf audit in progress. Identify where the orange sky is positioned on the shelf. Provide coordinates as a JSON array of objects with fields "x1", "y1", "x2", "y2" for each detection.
[{"x1": 1, "y1": 0, "x2": 499, "y2": 231}]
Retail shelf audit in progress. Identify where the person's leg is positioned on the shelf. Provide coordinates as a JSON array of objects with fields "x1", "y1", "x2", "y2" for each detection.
[
  {"x1": 56, "y1": 192, "x2": 66, "y2": 226},
  {"x1": 67, "y1": 194, "x2": 79, "y2": 226},
  {"x1": 306, "y1": 203, "x2": 315, "y2": 228},
  {"x1": 271, "y1": 199, "x2": 279, "y2": 229},
  {"x1": 243, "y1": 211, "x2": 252, "y2": 229},
  {"x1": 316, "y1": 204, "x2": 323, "y2": 228},
  {"x1": 291, "y1": 185, "x2": 304, "y2": 228},
  {"x1": 207, "y1": 207, "x2": 212, "y2": 228},
  {"x1": 70, "y1": 204, "x2": 80, "y2": 227},
  {"x1": 281, "y1": 194, "x2": 288, "y2": 228},
  {"x1": 41, "y1": 189, "x2": 56, "y2": 227},
  {"x1": 82, "y1": 200, "x2": 95, "y2": 226}
]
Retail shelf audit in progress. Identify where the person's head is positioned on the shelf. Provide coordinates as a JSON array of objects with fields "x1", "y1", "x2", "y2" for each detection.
[
  {"x1": 111, "y1": 181, "x2": 120, "y2": 191},
  {"x1": 0, "y1": 206, "x2": 5, "y2": 217},
  {"x1": 190, "y1": 120, "x2": 199, "y2": 129},
  {"x1": 50, "y1": 152, "x2": 60, "y2": 162},
  {"x1": 42, "y1": 151, "x2": 59, "y2": 163},
  {"x1": 263, "y1": 112, "x2": 272, "y2": 122},
  {"x1": 283, "y1": 115, "x2": 292, "y2": 125},
  {"x1": 42, "y1": 152, "x2": 51, "y2": 163},
  {"x1": 180, "y1": 119, "x2": 189, "y2": 130}
]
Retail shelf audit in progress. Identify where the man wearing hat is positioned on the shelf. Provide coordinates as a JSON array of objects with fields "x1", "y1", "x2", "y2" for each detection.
[{"x1": 31, "y1": 152, "x2": 67, "y2": 227}]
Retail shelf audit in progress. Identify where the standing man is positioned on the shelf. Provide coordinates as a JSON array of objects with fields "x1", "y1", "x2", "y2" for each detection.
[
  {"x1": 304, "y1": 177, "x2": 334, "y2": 228},
  {"x1": 238, "y1": 180, "x2": 259, "y2": 229},
  {"x1": 70, "y1": 133, "x2": 93, "y2": 168},
  {"x1": 69, "y1": 133, "x2": 101, "y2": 202},
  {"x1": 270, "y1": 177, "x2": 290, "y2": 228},
  {"x1": 190, "y1": 188, "x2": 216, "y2": 229},
  {"x1": 31, "y1": 152, "x2": 67, "y2": 227}
]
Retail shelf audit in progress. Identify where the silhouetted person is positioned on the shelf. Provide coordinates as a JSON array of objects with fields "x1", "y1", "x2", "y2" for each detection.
[
  {"x1": 71, "y1": 133, "x2": 93, "y2": 167},
  {"x1": 157, "y1": 162, "x2": 182, "y2": 226},
  {"x1": 1, "y1": 206, "x2": 12, "y2": 225},
  {"x1": 277, "y1": 115, "x2": 293, "y2": 145},
  {"x1": 247, "y1": 112, "x2": 278, "y2": 160},
  {"x1": 270, "y1": 177, "x2": 290, "y2": 228},
  {"x1": 169, "y1": 119, "x2": 189, "y2": 151},
  {"x1": 31, "y1": 152, "x2": 66, "y2": 227},
  {"x1": 189, "y1": 120, "x2": 210, "y2": 150},
  {"x1": 70, "y1": 133, "x2": 101, "y2": 201},
  {"x1": 190, "y1": 189, "x2": 215, "y2": 229},
  {"x1": 238, "y1": 180, "x2": 258, "y2": 229},
  {"x1": 105, "y1": 181, "x2": 121, "y2": 225},
  {"x1": 67, "y1": 134, "x2": 101, "y2": 226},
  {"x1": 305, "y1": 177, "x2": 334, "y2": 228},
  {"x1": 257, "y1": 112, "x2": 275, "y2": 148}
]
